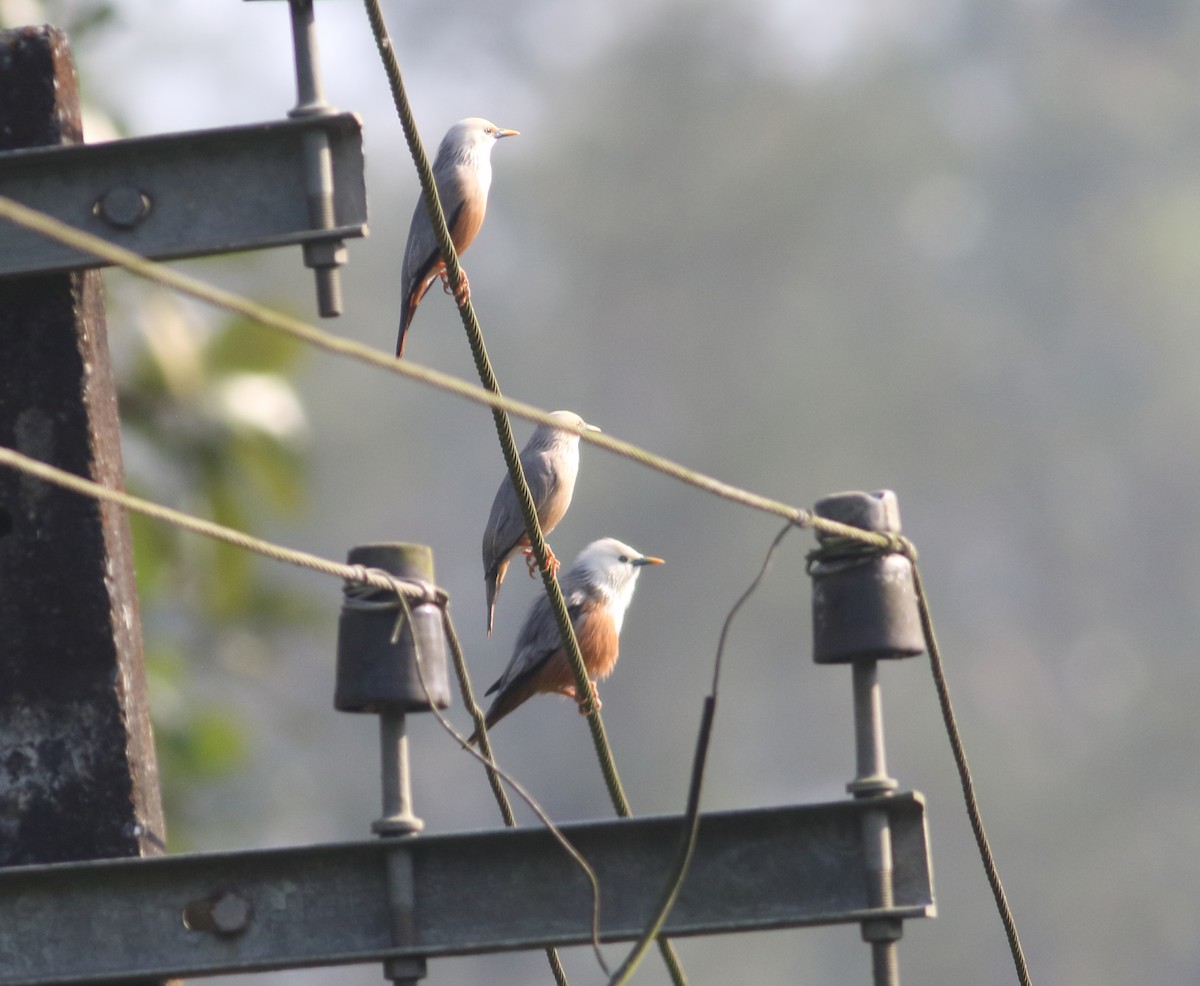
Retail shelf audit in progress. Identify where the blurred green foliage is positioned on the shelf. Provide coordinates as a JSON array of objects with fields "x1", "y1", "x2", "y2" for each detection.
[
  {"x1": 0, "y1": 0, "x2": 116, "y2": 36},
  {"x1": 118, "y1": 301, "x2": 314, "y2": 843},
  {"x1": 2, "y1": 0, "x2": 318, "y2": 844}
]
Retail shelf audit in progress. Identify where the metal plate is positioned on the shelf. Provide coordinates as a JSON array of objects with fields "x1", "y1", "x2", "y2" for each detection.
[{"x1": 0, "y1": 113, "x2": 367, "y2": 277}]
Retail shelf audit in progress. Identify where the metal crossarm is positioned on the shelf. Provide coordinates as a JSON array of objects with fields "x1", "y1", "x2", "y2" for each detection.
[
  {"x1": 0, "y1": 795, "x2": 934, "y2": 984},
  {"x1": 0, "y1": 113, "x2": 367, "y2": 278}
]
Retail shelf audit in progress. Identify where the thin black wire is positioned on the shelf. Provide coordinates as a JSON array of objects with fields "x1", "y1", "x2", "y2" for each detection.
[
  {"x1": 442, "y1": 612, "x2": 516, "y2": 826},
  {"x1": 440, "y1": 609, "x2": 568, "y2": 986},
  {"x1": 604, "y1": 522, "x2": 797, "y2": 986},
  {"x1": 389, "y1": 590, "x2": 605, "y2": 981},
  {"x1": 907, "y1": 557, "x2": 1032, "y2": 986}
]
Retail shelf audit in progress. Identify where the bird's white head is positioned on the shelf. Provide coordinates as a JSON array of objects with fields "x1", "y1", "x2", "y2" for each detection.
[
  {"x1": 530, "y1": 410, "x2": 601, "y2": 450},
  {"x1": 573, "y1": 537, "x2": 664, "y2": 632},
  {"x1": 439, "y1": 117, "x2": 520, "y2": 169}
]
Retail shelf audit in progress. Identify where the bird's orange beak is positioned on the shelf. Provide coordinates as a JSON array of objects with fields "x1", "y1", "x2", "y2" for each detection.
[
  {"x1": 634, "y1": 555, "x2": 664, "y2": 566},
  {"x1": 496, "y1": 128, "x2": 520, "y2": 139}
]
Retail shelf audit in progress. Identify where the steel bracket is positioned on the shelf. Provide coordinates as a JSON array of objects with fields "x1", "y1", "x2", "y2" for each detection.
[{"x1": 0, "y1": 113, "x2": 367, "y2": 278}]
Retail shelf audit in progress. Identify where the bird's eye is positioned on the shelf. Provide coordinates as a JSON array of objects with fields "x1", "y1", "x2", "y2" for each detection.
[
  {"x1": 484, "y1": 126, "x2": 494, "y2": 134},
  {"x1": 619, "y1": 555, "x2": 629, "y2": 563}
]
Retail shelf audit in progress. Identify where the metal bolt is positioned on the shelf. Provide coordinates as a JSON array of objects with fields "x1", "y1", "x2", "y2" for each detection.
[
  {"x1": 183, "y1": 890, "x2": 253, "y2": 936},
  {"x1": 94, "y1": 185, "x2": 151, "y2": 229},
  {"x1": 304, "y1": 240, "x2": 347, "y2": 317},
  {"x1": 372, "y1": 709, "x2": 425, "y2": 837}
]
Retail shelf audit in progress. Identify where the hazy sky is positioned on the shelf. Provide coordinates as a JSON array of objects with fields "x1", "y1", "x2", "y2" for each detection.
[{"x1": 6, "y1": 2, "x2": 1200, "y2": 985}]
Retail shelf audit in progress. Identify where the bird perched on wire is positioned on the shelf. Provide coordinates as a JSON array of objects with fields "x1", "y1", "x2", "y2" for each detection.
[
  {"x1": 395, "y1": 117, "x2": 519, "y2": 357},
  {"x1": 468, "y1": 538, "x2": 663, "y2": 743},
  {"x1": 482, "y1": 410, "x2": 601, "y2": 637}
]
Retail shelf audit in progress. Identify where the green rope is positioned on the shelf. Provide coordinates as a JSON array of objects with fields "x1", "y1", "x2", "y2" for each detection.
[
  {"x1": 442, "y1": 612, "x2": 517, "y2": 828},
  {"x1": 359, "y1": 4, "x2": 689, "y2": 980},
  {"x1": 360, "y1": 0, "x2": 622, "y2": 797}
]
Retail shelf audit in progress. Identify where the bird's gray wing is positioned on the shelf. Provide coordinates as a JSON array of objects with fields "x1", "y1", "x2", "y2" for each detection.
[
  {"x1": 396, "y1": 197, "x2": 470, "y2": 356},
  {"x1": 482, "y1": 449, "x2": 559, "y2": 571},
  {"x1": 485, "y1": 585, "x2": 588, "y2": 696},
  {"x1": 482, "y1": 476, "x2": 524, "y2": 574},
  {"x1": 401, "y1": 196, "x2": 468, "y2": 304},
  {"x1": 400, "y1": 205, "x2": 433, "y2": 296}
]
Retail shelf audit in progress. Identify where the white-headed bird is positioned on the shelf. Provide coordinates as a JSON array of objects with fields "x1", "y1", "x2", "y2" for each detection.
[
  {"x1": 469, "y1": 538, "x2": 663, "y2": 742},
  {"x1": 395, "y1": 117, "x2": 519, "y2": 356},
  {"x1": 482, "y1": 411, "x2": 599, "y2": 636}
]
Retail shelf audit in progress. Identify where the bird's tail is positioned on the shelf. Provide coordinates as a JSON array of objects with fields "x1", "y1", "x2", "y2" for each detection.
[
  {"x1": 466, "y1": 699, "x2": 500, "y2": 747},
  {"x1": 395, "y1": 303, "x2": 414, "y2": 358},
  {"x1": 466, "y1": 680, "x2": 529, "y2": 746},
  {"x1": 396, "y1": 269, "x2": 441, "y2": 357},
  {"x1": 484, "y1": 560, "x2": 509, "y2": 638}
]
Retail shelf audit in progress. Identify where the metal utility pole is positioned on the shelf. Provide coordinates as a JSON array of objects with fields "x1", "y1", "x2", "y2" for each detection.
[{"x1": 0, "y1": 26, "x2": 167, "y2": 866}]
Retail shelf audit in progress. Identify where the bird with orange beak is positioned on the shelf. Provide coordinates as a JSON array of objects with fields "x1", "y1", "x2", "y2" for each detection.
[
  {"x1": 395, "y1": 117, "x2": 519, "y2": 357},
  {"x1": 468, "y1": 538, "x2": 663, "y2": 743}
]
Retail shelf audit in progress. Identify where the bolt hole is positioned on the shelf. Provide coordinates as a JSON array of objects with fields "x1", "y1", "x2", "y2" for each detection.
[
  {"x1": 181, "y1": 900, "x2": 206, "y2": 932},
  {"x1": 181, "y1": 891, "x2": 252, "y2": 936}
]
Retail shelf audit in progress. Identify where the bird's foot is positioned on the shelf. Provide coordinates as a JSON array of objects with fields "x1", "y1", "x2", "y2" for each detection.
[
  {"x1": 523, "y1": 545, "x2": 560, "y2": 579},
  {"x1": 558, "y1": 682, "x2": 601, "y2": 716},
  {"x1": 578, "y1": 684, "x2": 601, "y2": 716},
  {"x1": 439, "y1": 268, "x2": 471, "y2": 306}
]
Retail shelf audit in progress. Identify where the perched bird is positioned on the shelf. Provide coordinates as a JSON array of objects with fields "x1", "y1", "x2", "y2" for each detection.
[
  {"x1": 468, "y1": 538, "x2": 663, "y2": 743},
  {"x1": 395, "y1": 117, "x2": 519, "y2": 357},
  {"x1": 482, "y1": 411, "x2": 600, "y2": 636}
]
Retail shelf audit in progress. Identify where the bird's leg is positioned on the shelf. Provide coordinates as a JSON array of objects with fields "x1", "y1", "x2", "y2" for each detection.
[
  {"x1": 522, "y1": 544, "x2": 560, "y2": 579},
  {"x1": 439, "y1": 266, "x2": 471, "y2": 306},
  {"x1": 578, "y1": 681, "x2": 601, "y2": 715},
  {"x1": 556, "y1": 682, "x2": 601, "y2": 715}
]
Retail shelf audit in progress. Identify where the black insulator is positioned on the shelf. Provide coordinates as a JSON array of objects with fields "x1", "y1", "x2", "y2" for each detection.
[
  {"x1": 810, "y1": 491, "x2": 924, "y2": 665},
  {"x1": 335, "y1": 543, "x2": 451, "y2": 712}
]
